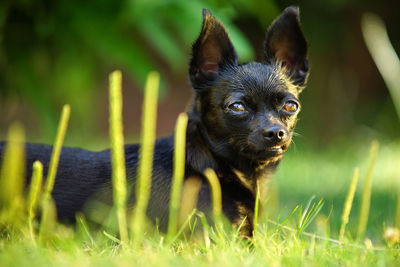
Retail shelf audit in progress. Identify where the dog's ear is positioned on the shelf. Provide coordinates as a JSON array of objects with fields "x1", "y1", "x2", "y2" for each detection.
[
  {"x1": 190, "y1": 9, "x2": 238, "y2": 90},
  {"x1": 264, "y1": 6, "x2": 309, "y2": 86}
]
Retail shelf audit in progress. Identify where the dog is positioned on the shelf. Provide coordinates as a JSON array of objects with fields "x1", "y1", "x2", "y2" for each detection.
[{"x1": 0, "y1": 6, "x2": 309, "y2": 238}]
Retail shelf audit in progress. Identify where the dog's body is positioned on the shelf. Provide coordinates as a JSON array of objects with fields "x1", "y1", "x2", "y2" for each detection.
[{"x1": 0, "y1": 7, "x2": 309, "y2": 238}]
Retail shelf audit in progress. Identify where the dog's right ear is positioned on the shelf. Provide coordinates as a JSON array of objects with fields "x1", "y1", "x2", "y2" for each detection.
[
  {"x1": 189, "y1": 9, "x2": 238, "y2": 90},
  {"x1": 264, "y1": 7, "x2": 309, "y2": 86}
]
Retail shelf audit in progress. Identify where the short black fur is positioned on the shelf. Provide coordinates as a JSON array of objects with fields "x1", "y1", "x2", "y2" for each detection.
[{"x1": 0, "y1": 6, "x2": 309, "y2": 238}]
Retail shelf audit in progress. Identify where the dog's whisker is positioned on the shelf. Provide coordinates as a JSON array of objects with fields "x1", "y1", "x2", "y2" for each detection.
[{"x1": 292, "y1": 131, "x2": 303, "y2": 138}]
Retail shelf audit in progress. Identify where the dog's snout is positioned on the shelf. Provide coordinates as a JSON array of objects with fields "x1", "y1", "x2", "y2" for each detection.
[{"x1": 263, "y1": 126, "x2": 287, "y2": 142}]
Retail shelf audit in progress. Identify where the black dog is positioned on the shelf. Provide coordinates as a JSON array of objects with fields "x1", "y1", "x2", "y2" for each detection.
[{"x1": 0, "y1": 7, "x2": 308, "y2": 238}]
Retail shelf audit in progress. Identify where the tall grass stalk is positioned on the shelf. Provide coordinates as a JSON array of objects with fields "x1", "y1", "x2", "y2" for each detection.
[
  {"x1": 39, "y1": 104, "x2": 70, "y2": 244},
  {"x1": 297, "y1": 196, "x2": 324, "y2": 237},
  {"x1": 395, "y1": 194, "x2": 400, "y2": 229},
  {"x1": 169, "y1": 209, "x2": 197, "y2": 244},
  {"x1": 38, "y1": 195, "x2": 57, "y2": 245},
  {"x1": 204, "y1": 168, "x2": 222, "y2": 231},
  {"x1": 76, "y1": 213, "x2": 96, "y2": 248},
  {"x1": 361, "y1": 13, "x2": 400, "y2": 120},
  {"x1": 27, "y1": 161, "x2": 43, "y2": 242},
  {"x1": 357, "y1": 140, "x2": 379, "y2": 240},
  {"x1": 0, "y1": 123, "x2": 25, "y2": 224},
  {"x1": 109, "y1": 70, "x2": 129, "y2": 245},
  {"x1": 178, "y1": 177, "x2": 202, "y2": 230},
  {"x1": 43, "y1": 104, "x2": 70, "y2": 199},
  {"x1": 253, "y1": 180, "x2": 261, "y2": 240},
  {"x1": 167, "y1": 112, "x2": 188, "y2": 241},
  {"x1": 131, "y1": 71, "x2": 160, "y2": 243},
  {"x1": 339, "y1": 168, "x2": 359, "y2": 241}
]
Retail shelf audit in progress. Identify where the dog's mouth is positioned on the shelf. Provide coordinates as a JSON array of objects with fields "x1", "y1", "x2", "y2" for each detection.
[
  {"x1": 267, "y1": 144, "x2": 287, "y2": 152},
  {"x1": 241, "y1": 143, "x2": 289, "y2": 161},
  {"x1": 260, "y1": 144, "x2": 286, "y2": 158}
]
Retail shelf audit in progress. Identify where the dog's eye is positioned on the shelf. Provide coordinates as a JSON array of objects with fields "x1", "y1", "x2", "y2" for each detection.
[
  {"x1": 228, "y1": 103, "x2": 245, "y2": 112},
  {"x1": 283, "y1": 101, "x2": 299, "y2": 113}
]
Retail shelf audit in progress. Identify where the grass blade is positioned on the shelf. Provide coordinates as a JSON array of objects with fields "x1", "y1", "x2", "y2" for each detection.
[
  {"x1": 339, "y1": 167, "x2": 359, "y2": 241},
  {"x1": 203, "y1": 169, "x2": 222, "y2": 219},
  {"x1": 280, "y1": 205, "x2": 299, "y2": 226},
  {"x1": 298, "y1": 195, "x2": 315, "y2": 230},
  {"x1": 76, "y1": 213, "x2": 96, "y2": 248},
  {"x1": 357, "y1": 140, "x2": 379, "y2": 240},
  {"x1": 395, "y1": 194, "x2": 400, "y2": 229},
  {"x1": 167, "y1": 112, "x2": 189, "y2": 241},
  {"x1": 27, "y1": 160, "x2": 43, "y2": 243},
  {"x1": 0, "y1": 123, "x2": 26, "y2": 225},
  {"x1": 39, "y1": 104, "x2": 70, "y2": 244},
  {"x1": 178, "y1": 176, "x2": 202, "y2": 233},
  {"x1": 43, "y1": 104, "x2": 70, "y2": 199},
  {"x1": 197, "y1": 212, "x2": 211, "y2": 250},
  {"x1": 169, "y1": 209, "x2": 197, "y2": 244},
  {"x1": 361, "y1": 13, "x2": 400, "y2": 120},
  {"x1": 203, "y1": 168, "x2": 223, "y2": 237},
  {"x1": 253, "y1": 180, "x2": 261, "y2": 241},
  {"x1": 131, "y1": 71, "x2": 160, "y2": 243},
  {"x1": 109, "y1": 70, "x2": 128, "y2": 245},
  {"x1": 298, "y1": 198, "x2": 324, "y2": 237},
  {"x1": 38, "y1": 196, "x2": 57, "y2": 245},
  {"x1": 103, "y1": 230, "x2": 122, "y2": 245}
]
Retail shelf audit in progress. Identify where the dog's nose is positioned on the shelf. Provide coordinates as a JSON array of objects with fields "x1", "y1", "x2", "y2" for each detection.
[{"x1": 263, "y1": 126, "x2": 287, "y2": 142}]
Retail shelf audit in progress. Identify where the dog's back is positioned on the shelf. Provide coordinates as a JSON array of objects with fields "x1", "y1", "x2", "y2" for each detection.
[
  {"x1": 0, "y1": 137, "x2": 178, "y2": 228},
  {"x1": 0, "y1": 141, "x2": 113, "y2": 220}
]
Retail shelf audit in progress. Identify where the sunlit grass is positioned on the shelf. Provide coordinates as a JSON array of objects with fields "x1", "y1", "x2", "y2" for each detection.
[
  {"x1": 43, "y1": 105, "x2": 70, "y2": 200},
  {"x1": 396, "y1": 194, "x2": 400, "y2": 228},
  {"x1": 253, "y1": 181, "x2": 260, "y2": 240},
  {"x1": 357, "y1": 140, "x2": 379, "y2": 240},
  {"x1": 203, "y1": 168, "x2": 224, "y2": 238},
  {"x1": 131, "y1": 71, "x2": 160, "y2": 243},
  {"x1": 339, "y1": 167, "x2": 359, "y2": 241},
  {"x1": 109, "y1": 70, "x2": 129, "y2": 245},
  {"x1": 27, "y1": 160, "x2": 43, "y2": 243},
  {"x1": 362, "y1": 13, "x2": 400, "y2": 120},
  {"x1": 39, "y1": 104, "x2": 70, "y2": 245},
  {"x1": 0, "y1": 123, "x2": 25, "y2": 226},
  {"x1": 167, "y1": 112, "x2": 189, "y2": 241},
  {"x1": 203, "y1": 168, "x2": 222, "y2": 219}
]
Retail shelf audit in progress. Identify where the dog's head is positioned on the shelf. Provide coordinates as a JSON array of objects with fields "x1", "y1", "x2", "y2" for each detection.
[{"x1": 189, "y1": 7, "x2": 309, "y2": 165}]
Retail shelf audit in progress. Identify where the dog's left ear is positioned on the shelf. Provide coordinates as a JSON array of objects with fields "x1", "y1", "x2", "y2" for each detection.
[
  {"x1": 190, "y1": 9, "x2": 238, "y2": 90},
  {"x1": 264, "y1": 6, "x2": 309, "y2": 86}
]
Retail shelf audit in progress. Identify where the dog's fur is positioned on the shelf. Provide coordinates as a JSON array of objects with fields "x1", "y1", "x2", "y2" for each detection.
[{"x1": 0, "y1": 7, "x2": 308, "y2": 238}]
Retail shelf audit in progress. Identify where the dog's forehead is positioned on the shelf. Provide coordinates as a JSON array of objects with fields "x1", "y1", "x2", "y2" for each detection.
[{"x1": 222, "y1": 62, "x2": 298, "y2": 97}]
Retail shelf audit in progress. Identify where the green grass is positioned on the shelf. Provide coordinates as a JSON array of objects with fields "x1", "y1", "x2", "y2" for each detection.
[
  {"x1": 109, "y1": 70, "x2": 129, "y2": 245},
  {"x1": 131, "y1": 71, "x2": 160, "y2": 244},
  {"x1": 339, "y1": 167, "x2": 359, "y2": 241},
  {"x1": 27, "y1": 160, "x2": 43, "y2": 243},
  {"x1": 1, "y1": 71, "x2": 400, "y2": 266},
  {"x1": 167, "y1": 112, "x2": 189, "y2": 241}
]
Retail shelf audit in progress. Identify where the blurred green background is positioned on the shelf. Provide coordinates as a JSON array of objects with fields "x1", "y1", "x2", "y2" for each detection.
[
  {"x1": 1, "y1": 0, "x2": 399, "y2": 147},
  {"x1": 1, "y1": 0, "x2": 400, "y2": 238}
]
